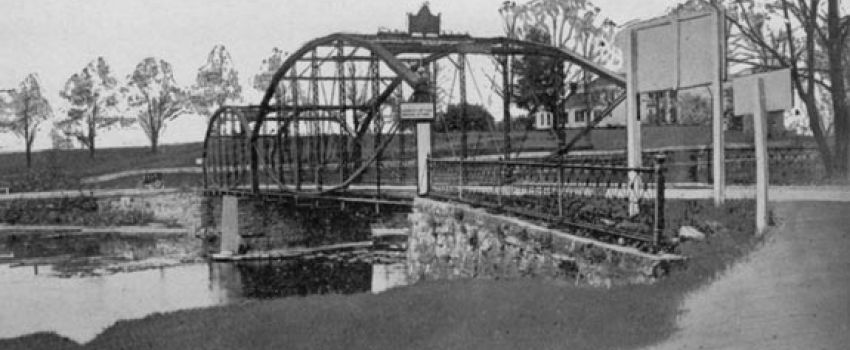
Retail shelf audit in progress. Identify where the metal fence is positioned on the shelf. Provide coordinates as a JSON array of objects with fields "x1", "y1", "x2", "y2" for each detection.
[
  {"x1": 551, "y1": 145, "x2": 824, "y2": 185},
  {"x1": 428, "y1": 156, "x2": 667, "y2": 250}
]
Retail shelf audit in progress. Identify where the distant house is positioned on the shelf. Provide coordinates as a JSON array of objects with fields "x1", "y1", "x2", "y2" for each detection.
[
  {"x1": 534, "y1": 110, "x2": 554, "y2": 129},
  {"x1": 534, "y1": 77, "x2": 627, "y2": 130}
]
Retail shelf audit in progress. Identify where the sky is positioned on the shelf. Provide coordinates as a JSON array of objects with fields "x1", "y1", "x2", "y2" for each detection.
[{"x1": 0, "y1": 0, "x2": 677, "y2": 153}]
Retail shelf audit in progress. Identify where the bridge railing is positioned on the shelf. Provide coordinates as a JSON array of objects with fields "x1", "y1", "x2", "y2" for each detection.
[
  {"x1": 427, "y1": 156, "x2": 667, "y2": 251},
  {"x1": 548, "y1": 145, "x2": 824, "y2": 185}
]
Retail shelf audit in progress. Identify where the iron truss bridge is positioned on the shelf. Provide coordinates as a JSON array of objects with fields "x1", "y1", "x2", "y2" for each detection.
[{"x1": 202, "y1": 30, "x2": 626, "y2": 206}]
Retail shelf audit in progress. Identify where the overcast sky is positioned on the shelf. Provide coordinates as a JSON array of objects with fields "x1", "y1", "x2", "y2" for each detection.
[{"x1": 0, "y1": 0, "x2": 677, "y2": 152}]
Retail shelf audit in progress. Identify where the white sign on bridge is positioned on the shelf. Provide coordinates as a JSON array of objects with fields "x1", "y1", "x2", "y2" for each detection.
[{"x1": 400, "y1": 102, "x2": 434, "y2": 121}]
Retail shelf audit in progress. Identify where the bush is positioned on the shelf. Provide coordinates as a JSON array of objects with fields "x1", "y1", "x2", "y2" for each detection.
[
  {"x1": 0, "y1": 168, "x2": 80, "y2": 193},
  {"x1": 0, "y1": 195, "x2": 154, "y2": 226}
]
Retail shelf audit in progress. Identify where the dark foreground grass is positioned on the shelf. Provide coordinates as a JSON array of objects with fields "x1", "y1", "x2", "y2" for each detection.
[{"x1": 1, "y1": 201, "x2": 761, "y2": 350}]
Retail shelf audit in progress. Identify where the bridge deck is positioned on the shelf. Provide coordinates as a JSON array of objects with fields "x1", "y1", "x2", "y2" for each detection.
[{"x1": 203, "y1": 184, "x2": 417, "y2": 206}]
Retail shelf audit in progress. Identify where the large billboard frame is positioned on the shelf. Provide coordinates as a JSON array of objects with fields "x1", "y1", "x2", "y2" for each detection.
[{"x1": 625, "y1": 9, "x2": 728, "y2": 206}]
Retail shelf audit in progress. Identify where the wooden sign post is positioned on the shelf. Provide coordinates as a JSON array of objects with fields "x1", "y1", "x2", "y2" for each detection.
[
  {"x1": 733, "y1": 68, "x2": 791, "y2": 235},
  {"x1": 753, "y1": 78, "x2": 769, "y2": 235},
  {"x1": 402, "y1": 92, "x2": 436, "y2": 196},
  {"x1": 625, "y1": 9, "x2": 726, "y2": 211}
]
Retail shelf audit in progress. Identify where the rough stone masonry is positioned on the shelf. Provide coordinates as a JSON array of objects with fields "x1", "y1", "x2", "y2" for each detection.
[{"x1": 408, "y1": 197, "x2": 685, "y2": 287}]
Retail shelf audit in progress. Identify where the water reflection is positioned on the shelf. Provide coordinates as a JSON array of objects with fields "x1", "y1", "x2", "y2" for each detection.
[
  {"x1": 0, "y1": 251, "x2": 410, "y2": 343},
  {"x1": 0, "y1": 263, "x2": 217, "y2": 343}
]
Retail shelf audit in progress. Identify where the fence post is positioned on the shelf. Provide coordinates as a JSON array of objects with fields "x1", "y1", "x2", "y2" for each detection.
[
  {"x1": 425, "y1": 154, "x2": 431, "y2": 196},
  {"x1": 653, "y1": 154, "x2": 667, "y2": 250},
  {"x1": 557, "y1": 163, "x2": 564, "y2": 218},
  {"x1": 459, "y1": 158, "x2": 465, "y2": 200},
  {"x1": 497, "y1": 158, "x2": 504, "y2": 208}
]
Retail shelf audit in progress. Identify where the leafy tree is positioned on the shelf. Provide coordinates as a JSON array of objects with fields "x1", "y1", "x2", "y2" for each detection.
[
  {"x1": 126, "y1": 57, "x2": 191, "y2": 153},
  {"x1": 253, "y1": 47, "x2": 286, "y2": 94},
  {"x1": 0, "y1": 74, "x2": 52, "y2": 167},
  {"x1": 435, "y1": 103, "x2": 495, "y2": 132},
  {"x1": 58, "y1": 57, "x2": 129, "y2": 158},
  {"x1": 511, "y1": 27, "x2": 567, "y2": 117},
  {"x1": 190, "y1": 45, "x2": 242, "y2": 117}
]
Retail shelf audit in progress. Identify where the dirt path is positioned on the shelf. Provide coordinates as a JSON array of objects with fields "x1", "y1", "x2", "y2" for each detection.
[{"x1": 650, "y1": 201, "x2": 850, "y2": 350}]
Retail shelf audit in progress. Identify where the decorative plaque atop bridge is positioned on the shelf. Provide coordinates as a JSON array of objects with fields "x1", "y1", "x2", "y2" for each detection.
[{"x1": 408, "y1": 4, "x2": 440, "y2": 36}]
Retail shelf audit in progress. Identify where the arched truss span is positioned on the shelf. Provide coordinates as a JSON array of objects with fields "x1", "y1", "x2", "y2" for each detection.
[
  {"x1": 203, "y1": 106, "x2": 256, "y2": 190},
  {"x1": 204, "y1": 32, "x2": 626, "y2": 195}
]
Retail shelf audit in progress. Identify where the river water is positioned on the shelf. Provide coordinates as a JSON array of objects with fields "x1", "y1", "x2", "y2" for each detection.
[{"x1": 0, "y1": 233, "x2": 409, "y2": 343}]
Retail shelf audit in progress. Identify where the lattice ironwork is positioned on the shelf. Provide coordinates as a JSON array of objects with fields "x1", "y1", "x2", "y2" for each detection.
[
  {"x1": 202, "y1": 23, "x2": 627, "y2": 197},
  {"x1": 544, "y1": 145, "x2": 825, "y2": 185},
  {"x1": 428, "y1": 157, "x2": 667, "y2": 251}
]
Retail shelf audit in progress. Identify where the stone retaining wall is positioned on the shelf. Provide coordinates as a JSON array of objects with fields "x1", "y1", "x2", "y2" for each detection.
[{"x1": 408, "y1": 197, "x2": 684, "y2": 287}]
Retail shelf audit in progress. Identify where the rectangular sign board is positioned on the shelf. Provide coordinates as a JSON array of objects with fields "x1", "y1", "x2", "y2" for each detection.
[
  {"x1": 400, "y1": 102, "x2": 434, "y2": 121},
  {"x1": 633, "y1": 11, "x2": 722, "y2": 93},
  {"x1": 732, "y1": 68, "x2": 792, "y2": 115}
]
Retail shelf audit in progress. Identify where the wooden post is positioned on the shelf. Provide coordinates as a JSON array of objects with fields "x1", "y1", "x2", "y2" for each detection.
[
  {"x1": 416, "y1": 123, "x2": 431, "y2": 196},
  {"x1": 625, "y1": 29, "x2": 642, "y2": 216},
  {"x1": 711, "y1": 9, "x2": 726, "y2": 206},
  {"x1": 753, "y1": 78, "x2": 769, "y2": 235},
  {"x1": 414, "y1": 63, "x2": 436, "y2": 197}
]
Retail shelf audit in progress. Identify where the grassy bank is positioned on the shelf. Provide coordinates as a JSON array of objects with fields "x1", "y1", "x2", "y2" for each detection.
[
  {"x1": 0, "y1": 127, "x2": 817, "y2": 192},
  {"x1": 1, "y1": 200, "x2": 762, "y2": 350}
]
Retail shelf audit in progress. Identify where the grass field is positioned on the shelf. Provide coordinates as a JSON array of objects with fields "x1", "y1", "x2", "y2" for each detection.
[
  {"x1": 0, "y1": 200, "x2": 762, "y2": 350},
  {"x1": 0, "y1": 143, "x2": 203, "y2": 180}
]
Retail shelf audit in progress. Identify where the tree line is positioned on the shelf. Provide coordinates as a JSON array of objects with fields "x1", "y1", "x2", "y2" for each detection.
[{"x1": 0, "y1": 44, "x2": 267, "y2": 167}]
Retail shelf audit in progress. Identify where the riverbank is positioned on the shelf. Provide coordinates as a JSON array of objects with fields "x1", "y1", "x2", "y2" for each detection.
[{"x1": 1, "y1": 199, "x2": 764, "y2": 350}]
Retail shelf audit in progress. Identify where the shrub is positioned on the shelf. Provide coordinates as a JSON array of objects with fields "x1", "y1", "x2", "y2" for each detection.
[{"x1": 0, "y1": 195, "x2": 154, "y2": 226}]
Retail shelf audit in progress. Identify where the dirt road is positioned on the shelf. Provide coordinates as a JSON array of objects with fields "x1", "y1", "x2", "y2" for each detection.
[{"x1": 651, "y1": 201, "x2": 850, "y2": 349}]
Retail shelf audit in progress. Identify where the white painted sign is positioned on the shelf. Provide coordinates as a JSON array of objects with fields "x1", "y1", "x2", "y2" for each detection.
[
  {"x1": 632, "y1": 11, "x2": 724, "y2": 93},
  {"x1": 400, "y1": 102, "x2": 434, "y2": 121},
  {"x1": 733, "y1": 69, "x2": 792, "y2": 115}
]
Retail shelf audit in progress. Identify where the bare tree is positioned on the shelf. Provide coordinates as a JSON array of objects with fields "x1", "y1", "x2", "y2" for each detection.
[
  {"x1": 0, "y1": 74, "x2": 52, "y2": 167},
  {"x1": 500, "y1": 0, "x2": 619, "y2": 148},
  {"x1": 511, "y1": 0, "x2": 619, "y2": 82},
  {"x1": 58, "y1": 57, "x2": 129, "y2": 159},
  {"x1": 126, "y1": 57, "x2": 191, "y2": 153},
  {"x1": 699, "y1": 0, "x2": 850, "y2": 177}
]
